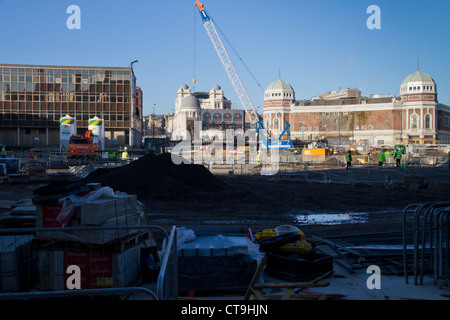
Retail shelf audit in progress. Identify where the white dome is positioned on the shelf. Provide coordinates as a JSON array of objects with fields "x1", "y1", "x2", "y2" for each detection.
[
  {"x1": 400, "y1": 70, "x2": 436, "y2": 96},
  {"x1": 264, "y1": 79, "x2": 295, "y2": 101},
  {"x1": 180, "y1": 94, "x2": 200, "y2": 110}
]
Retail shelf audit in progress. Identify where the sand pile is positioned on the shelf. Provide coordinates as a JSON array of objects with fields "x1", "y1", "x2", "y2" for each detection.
[{"x1": 80, "y1": 153, "x2": 227, "y2": 201}]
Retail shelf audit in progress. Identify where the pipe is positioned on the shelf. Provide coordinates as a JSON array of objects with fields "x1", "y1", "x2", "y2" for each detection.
[{"x1": 0, "y1": 287, "x2": 158, "y2": 300}]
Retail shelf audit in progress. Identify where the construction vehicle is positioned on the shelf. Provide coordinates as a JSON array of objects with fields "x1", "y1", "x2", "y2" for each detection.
[
  {"x1": 194, "y1": 0, "x2": 293, "y2": 150},
  {"x1": 68, "y1": 130, "x2": 98, "y2": 160}
]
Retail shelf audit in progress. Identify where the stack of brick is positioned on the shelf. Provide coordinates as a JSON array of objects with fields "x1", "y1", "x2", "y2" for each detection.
[
  {"x1": 32, "y1": 183, "x2": 146, "y2": 290},
  {"x1": 35, "y1": 186, "x2": 142, "y2": 245}
]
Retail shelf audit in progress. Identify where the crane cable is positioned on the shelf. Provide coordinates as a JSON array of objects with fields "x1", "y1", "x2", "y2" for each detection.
[
  {"x1": 193, "y1": 4, "x2": 264, "y2": 94},
  {"x1": 211, "y1": 17, "x2": 265, "y2": 93},
  {"x1": 192, "y1": 5, "x2": 198, "y2": 91}
]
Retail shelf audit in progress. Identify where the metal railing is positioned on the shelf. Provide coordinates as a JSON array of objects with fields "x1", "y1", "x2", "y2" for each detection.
[
  {"x1": 402, "y1": 201, "x2": 450, "y2": 287},
  {"x1": 0, "y1": 287, "x2": 158, "y2": 300},
  {"x1": 0, "y1": 225, "x2": 177, "y2": 300},
  {"x1": 157, "y1": 225, "x2": 178, "y2": 300}
]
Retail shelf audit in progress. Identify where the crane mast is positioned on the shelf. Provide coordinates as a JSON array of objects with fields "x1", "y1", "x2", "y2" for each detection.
[{"x1": 194, "y1": 0, "x2": 269, "y2": 145}]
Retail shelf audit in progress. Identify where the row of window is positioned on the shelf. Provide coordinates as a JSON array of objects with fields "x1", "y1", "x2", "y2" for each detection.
[
  {"x1": 401, "y1": 85, "x2": 434, "y2": 93},
  {"x1": 0, "y1": 102, "x2": 132, "y2": 112},
  {"x1": 268, "y1": 115, "x2": 434, "y2": 131},
  {"x1": 0, "y1": 119, "x2": 131, "y2": 129},
  {"x1": 410, "y1": 113, "x2": 432, "y2": 130},
  {"x1": 265, "y1": 92, "x2": 293, "y2": 98},
  {"x1": 324, "y1": 111, "x2": 349, "y2": 117},
  {"x1": 0, "y1": 113, "x2": 131, "y2": 121},
  {"x1": 1, "y1": 83, "x2": 131, "y2": 94},
  {"x1": 0, "y1": 68, "x2": 131, "y2": 82},
  {"x1": 1, "y1": 93, "x2": 131, "y2": 103}
]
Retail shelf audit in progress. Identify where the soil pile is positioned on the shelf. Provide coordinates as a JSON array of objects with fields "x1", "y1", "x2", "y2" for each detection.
[{"x1": 80, "y1": 153, "x2": 227, "y2": 201}]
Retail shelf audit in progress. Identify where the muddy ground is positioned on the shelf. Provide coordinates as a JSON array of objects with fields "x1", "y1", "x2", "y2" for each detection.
[
  {"x1": 1, "y1": 151, "x2": 449, "y2": 239},
  {"x1": 142, "y1": 174, "x2": 450, "y2": 238}
]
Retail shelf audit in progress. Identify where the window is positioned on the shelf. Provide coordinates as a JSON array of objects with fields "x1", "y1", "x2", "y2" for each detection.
[
  {"x1": 425, "y1": 114, "x2": 431, "y2": 129},
  {"x1": 410, "y1": 114, "x2": 418, "y2": 130},
  {"x1": 443, "y1": 116, "x2": 450, "y2": 127},
  {"x1": 273, "y1": 118, "x2": 279, "y2": 130}
]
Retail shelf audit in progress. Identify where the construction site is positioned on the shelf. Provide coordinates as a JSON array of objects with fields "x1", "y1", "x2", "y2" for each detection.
[
  {"x1": 1, "y1": 1, "x2": 450, "y2": 309},
  {"x1": 1, "y1": 141, "x2": 450, "y2": 302}
]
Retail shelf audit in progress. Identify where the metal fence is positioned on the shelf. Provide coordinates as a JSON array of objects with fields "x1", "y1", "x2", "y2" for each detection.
[
  {"x1": 0, "y1": 225, "x2": 177, "y2": 300},
  {"x1": 402, "y1": 202, "x2": 450, "y2": 287}
]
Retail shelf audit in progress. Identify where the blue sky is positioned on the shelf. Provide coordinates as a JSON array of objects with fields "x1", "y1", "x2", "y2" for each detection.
[{"x1": 1, "y1": 0, "x2": 449, "y2": 116}]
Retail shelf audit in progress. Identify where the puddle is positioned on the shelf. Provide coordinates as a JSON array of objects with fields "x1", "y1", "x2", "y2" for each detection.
[{"x1": 293, "y1": 212, "x2": 369, "y2": 225}]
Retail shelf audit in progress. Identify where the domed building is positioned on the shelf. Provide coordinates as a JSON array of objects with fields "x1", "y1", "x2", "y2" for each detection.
[
  {"x1": 170, "y1": 84, "x2": 246, "y2": 141},
  {"x1": 399, "y1": 70, "x2": 440, "y2": 144},
  {"x1": 263, "y1": 79, "x2": 295, "y2": 138},
  {"x1": 262, "y1": 70, "x2": 450, "y2": 146}
]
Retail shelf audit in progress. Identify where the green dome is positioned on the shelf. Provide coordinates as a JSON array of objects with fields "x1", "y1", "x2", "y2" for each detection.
[
  {"x1": 402, "y1": 71, "x2": 435, "y2": 84},
  {"x1": 266, "y1": 79, "x2": 294, "y2": 91}
]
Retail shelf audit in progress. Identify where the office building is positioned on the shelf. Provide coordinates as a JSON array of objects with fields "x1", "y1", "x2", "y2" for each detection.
[{"x1": 0, "y1": 63, "x2": 143, "y2": 148}]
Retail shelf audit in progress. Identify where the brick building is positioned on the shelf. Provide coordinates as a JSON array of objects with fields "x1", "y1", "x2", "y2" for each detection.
[{"x1": 263, "y1": 70, "x2": 450, "y2": 146}]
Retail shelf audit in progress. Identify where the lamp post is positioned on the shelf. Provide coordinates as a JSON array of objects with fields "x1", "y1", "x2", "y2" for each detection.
[
  {"x1": 129, "y1": 60, "x2": 138, "y2": 147},
  {"x1": 153, "y1": 104, "x2": 156, "y2": 138}
]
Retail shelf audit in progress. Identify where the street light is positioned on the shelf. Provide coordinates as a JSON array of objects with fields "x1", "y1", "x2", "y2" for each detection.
[
  {"x1": 130, "y1": 60, "x2": 138, "y2": 69},
  {"x1": 153, "y1": 104, "x2": 156, "y2": 138}
]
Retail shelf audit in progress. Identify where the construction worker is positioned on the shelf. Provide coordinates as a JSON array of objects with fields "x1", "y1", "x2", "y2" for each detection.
[
  {"x1": 394, "y1": 148, "x2": 402, "y2": 167},
  {"x1": 1, "y1": 146, "x2": 6, "y2": 158},
  {"x1": 121, "y1": 147, "x2": 130, "y2": 161},
  {"x1": 346, "y1": 150, "x2": 352, "y2": 170},
  {"x1": 378, "y1": 149, "x2": 386, "y2": 167},
  {"x1": 108, "y1": 151, "x2": 116, "y2": 161},
  {"x1": 256, "y1": 151, "x2": 262, "y2": 166}
]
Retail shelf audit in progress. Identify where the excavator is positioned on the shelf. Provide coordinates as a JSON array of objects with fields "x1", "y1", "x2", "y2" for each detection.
[{"x1": 68, "y1": 130, "x2": 98, "y2": 160}]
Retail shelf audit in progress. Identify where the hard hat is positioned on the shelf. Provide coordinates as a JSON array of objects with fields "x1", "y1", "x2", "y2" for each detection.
[
  {"x1": 124, "y1": 147, "x2": 127, "y2": 151},
  {"x1": 348, "y1": 150, "x2": 351, "y2": 153}
]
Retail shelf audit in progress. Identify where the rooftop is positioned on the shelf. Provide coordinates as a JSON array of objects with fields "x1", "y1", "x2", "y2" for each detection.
[{"x1": 401, "y1": 71, "x2": 435, "y2": 84}]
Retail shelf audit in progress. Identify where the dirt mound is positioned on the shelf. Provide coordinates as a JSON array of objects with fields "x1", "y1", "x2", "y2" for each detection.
[
  {"x1": 80, "y1": 153, "x2": 228, "y2": 201},
  {"x1": 323, "y1": 157, "x2": 345, "y2": 165}
]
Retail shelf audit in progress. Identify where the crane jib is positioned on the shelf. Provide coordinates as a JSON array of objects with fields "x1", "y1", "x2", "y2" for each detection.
[
  {"x1": 195, "y1": 0, "x2": 210, "y2": 22},
  {"x1": 195, "y1": 1, "x2": 291, "y2": 150}
]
